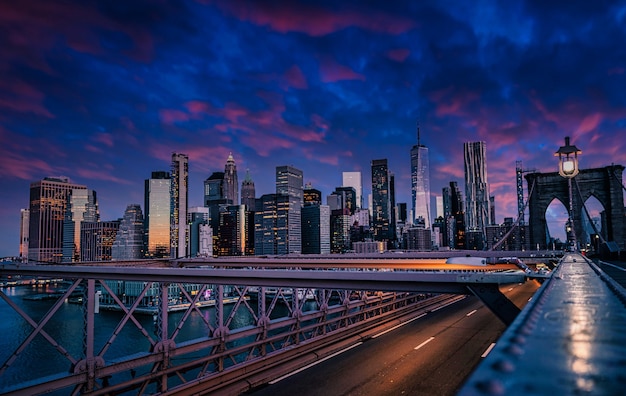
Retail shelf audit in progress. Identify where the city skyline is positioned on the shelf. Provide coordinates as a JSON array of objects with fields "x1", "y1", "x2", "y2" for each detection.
[{"x1": 1, "y1": 1, "x2": 626, "y2": 256}]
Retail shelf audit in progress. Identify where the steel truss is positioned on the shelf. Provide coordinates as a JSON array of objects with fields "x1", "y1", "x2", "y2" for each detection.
[{"x1": 1, "y1": 275, "x2": 433, "y2": 395}]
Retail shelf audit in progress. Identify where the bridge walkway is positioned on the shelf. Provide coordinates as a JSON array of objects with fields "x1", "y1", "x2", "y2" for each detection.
[{"x1": 460, "y1": 253, "x2": 626, "y2": 395}]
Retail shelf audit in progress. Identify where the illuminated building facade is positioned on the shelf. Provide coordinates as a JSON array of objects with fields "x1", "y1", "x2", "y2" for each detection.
[
  {"x1": 410, "y1": 131, "x2": 431, "y2": 228},
  {"x1": 342, "y1": 171, "x2": 363, "y2": 209},
  {"x1": 144, "y1": 171, "x2": 171, "y2": 258},
  {"x1": 62, "y1": 189, "x2": 99, "y2": 262},
  {"x1": 112, "y1": 204, "x2": 144, "y2": 260},
  {"x1": 28, "y1": 177, "x2": 88, "y2": 263},
  {"x1": 371, "y1": 159, "x2": 392, "y2": 242},
  {"x1": 276, "y1": 165, "x2": 303, "y2": 254}
]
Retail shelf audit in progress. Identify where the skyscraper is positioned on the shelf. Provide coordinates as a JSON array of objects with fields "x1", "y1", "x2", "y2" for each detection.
[
  {"x1": 19, "y1": 209, "x2": 29, "y2": 261},
  {"x1": 80, "y1": 220, "x2": 120, "y2": 262},
  {"x1": 62, "y1": 189, "x2": 98, "y2": 262},
  {"x1": 304, "y1": 183, "x2": 322, "y2": 206},
  {"x1": 302, "y1": 204, "x2": 331, "y2": 254},
  {"x1": 171, "y1": 152, "x2": 189, "y2": 258},
  {"x1": 144, "y1": 171, "x2": 171, "y2": 258},
  {"x1": 28, "y1": 177, "x2": 88, "y2": 263},
  {"x1": 371, "y1": 159, "x2": 392, "y2": 242},
  {"x1": 331, "y1": 186, "x2": 357, "y2": 215},
  {"x1": 410, "y1": 124, "x2": 430, "y2": 228},
  {"x1": 224, "y1": 153, "x2": 239, "y2": 205},
  {"x1": 188, "y1": 206, "x2": 210, "y2": 257},
  {"x1": 464, "y1": 141, "x2": 490, "y2": 239},
  {"x1": 342, "y1": 171, "x2": 363, "y2": 209},
  {"x1": 217, "y1": 205, "x2": 254, "y2": 256},
  {"x1": 241, "y1": 169, "x2": 256, "y2": 209},
  {"x1": 254, "y1": 193, "x2": 290, "y2": 255},
  {"x1": 276, "y1": 165, "x2": 304, "y2": 254},
  {"x1": 112, "y1": 204, "x2": 144, "y2": 260}
]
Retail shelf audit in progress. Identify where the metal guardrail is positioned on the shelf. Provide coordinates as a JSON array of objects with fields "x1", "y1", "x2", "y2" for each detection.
[{"x1": 459, "y1": 253, "x2": 626, "y2": 395}]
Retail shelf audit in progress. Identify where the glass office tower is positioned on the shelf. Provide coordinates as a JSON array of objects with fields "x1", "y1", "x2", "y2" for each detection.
[
  {"x1": 371, "y1": 159, "x2": 392, "y2": 242},
  {"x1": 342, "y1": 171, "x2": 363, "y2": 209},
  {"x1": 112, "y1": 204, "x2": 144, "y2": 260},
  {"x1": 62, "y1": 189, "x2": 99, "y2": 262},
  {"x1": 144, "y1": 171, "x2": 171, "y2": 258},
  {"x1": 411, "y1": 136, "x2": 431, "y2": 228},
  {"x1": 29, "y1": 177, "x2": 88, "y2": 263},
  {"x1": 276, "y1": 165, "x2": 303, "y2": 254}
]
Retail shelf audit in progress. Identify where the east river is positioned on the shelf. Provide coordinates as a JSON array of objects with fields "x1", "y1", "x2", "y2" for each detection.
[{"x1": 0, "y1": 282, "x2": 292, "y2": 392}]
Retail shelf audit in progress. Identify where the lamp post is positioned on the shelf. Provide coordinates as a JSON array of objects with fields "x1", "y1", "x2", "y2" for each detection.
[{"x1": 555, "y1": 136, "x2": 581, "y2": 251}]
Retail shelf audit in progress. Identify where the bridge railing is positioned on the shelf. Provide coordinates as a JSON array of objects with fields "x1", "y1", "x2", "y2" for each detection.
[{"x1": 0, "y1": 265, "x2": 442, "y2": 395}]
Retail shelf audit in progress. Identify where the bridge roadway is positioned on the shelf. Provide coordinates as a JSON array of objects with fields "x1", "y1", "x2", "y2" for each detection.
[{"x1": 242, "y1": 282, "x2": 537, "y2": 396}]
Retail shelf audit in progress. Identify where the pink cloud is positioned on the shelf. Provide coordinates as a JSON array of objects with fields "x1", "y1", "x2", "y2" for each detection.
[
  {"x1": 435, "y1": 162, "x2": 464, "y2": 180},
  {"x1": 319, "y1": 57, "x2": 365, "y2": 83},
  {"x1": 283, "y1": 65, "x2": 308, "y2": 89},
  {"x1": 386, "y1": 48, "x2": 410, "y2": 62},
  {"x1": 169, "y1": 93, "x2": 330, "y2": 158},
  {"x1": 93, "y1": 132, "x2": 114, "y2": 147},
  {"x1": 186, "y1": 100, "x2": 213, "y2": 115},
  {"x1": 574, "y1": 113, "x2": 602, "y2": 136},
  {"x1": 159, "y1": 108, "x2": 191, "y2": 124},
  {"x1": 0, "y1": 79, "x2": 54, "y2": 118},
  {"x1": 208, "y1": 1, "x2": 416, "y2": 37},
  {"x1": 120, "y1": 117, "x2": 136, "y2": 132},
  {"x1": 429, "y1": 87, "x2": 479, "y2": 117},
  {"x1": 301, "y1": 147, "x2": 352, "y2": 166},
  {"x1": 76, "y1": 169, "x2": 133, "y2": 185},
  {"x1": 0, "y1": 2, "x2": 154, "y2": 66}
]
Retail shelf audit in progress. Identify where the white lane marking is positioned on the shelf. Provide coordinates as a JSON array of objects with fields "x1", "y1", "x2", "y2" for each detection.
[
  {"x1": 431, "y1": 296, "x2": 466, "y2": 312},
  {"x1": 481, "y1": 343, "x2": 496, "y2": 358},
  {"x1": 269, "y1": 342, "x2": 363, "y2": 384},
  {"x1": 414, "y1": 336, "x2": 435, "y2": 350},
  {"x1": 372, "y1": 313, "x2": 427, "y2": 338},
  {"x1": 466, "y1": 309, "x2": 477, "y2": 317}
]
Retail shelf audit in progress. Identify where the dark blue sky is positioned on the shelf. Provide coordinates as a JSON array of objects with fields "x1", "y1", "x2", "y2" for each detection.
[{"x1": 1, "y1": 0, "x2": 625, "y2": 256}]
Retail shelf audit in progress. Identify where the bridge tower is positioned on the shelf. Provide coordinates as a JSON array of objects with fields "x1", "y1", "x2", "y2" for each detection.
[{"x1": 525, "y1": 165, "x2": 625, "y2": 250}]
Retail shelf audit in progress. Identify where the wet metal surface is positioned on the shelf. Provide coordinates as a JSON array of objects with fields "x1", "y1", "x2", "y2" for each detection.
[{"x1": 459, "y1": 253, "x2": 626, "y2": 395}]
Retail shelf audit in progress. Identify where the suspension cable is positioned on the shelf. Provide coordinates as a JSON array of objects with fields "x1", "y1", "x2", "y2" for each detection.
[{"x1": 573, "y1": 176, "x2": 607, "y2": 245}]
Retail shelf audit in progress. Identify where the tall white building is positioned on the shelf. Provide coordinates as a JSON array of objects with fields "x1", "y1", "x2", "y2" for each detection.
[
  {"x1": 410, "y1": 125, "x2": 430, "y2": 228},
  {"x1": 342, "y1": 171, "x2": 363, "y2": 209},
  {"x1": 171, "y1": 153, "x2": 189, "y2": 258}
]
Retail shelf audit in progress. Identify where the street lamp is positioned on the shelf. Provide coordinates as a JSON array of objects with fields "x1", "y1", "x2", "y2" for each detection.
[{"x1": 555, "y1": 136, "x2": 581, "y2": 251}]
